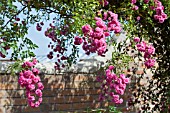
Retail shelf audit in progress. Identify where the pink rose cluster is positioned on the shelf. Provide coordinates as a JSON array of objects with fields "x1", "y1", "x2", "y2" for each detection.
[
  {"x1": 131, "y1": 0, "x2": 167, "y2": 23},
  {"x1": 153, "y1": 0, "x2": 167, "y2": 23},
  {"x1": 44, "y1": 23, "x2": 68, "y2": 70},
  {"x1": 134, "y1": 37, "x2": 156, "y2": 68},
  {"x1": 97, "y1": 65, "x2": 130, "y2": 104},
  {"x1": 18, "y1": 58, "x2": 44, "y2": 108},
  {"x1": 131, "y1": 0, "x2": 139, "y2": 10},
  {"x1": 77, "y1": 11, "x2": 121, "y2": 56},
  {"x1": 74, "y1": 36, "x2": 83, "y2": 45}
]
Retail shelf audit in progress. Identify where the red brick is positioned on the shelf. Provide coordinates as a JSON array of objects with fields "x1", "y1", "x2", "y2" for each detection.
[
  {"x1": 75, "y1": 89, "x2": 87, "y2": 95},
  {"x1": 72, "y1": 103, "x2": 89, "y2": 110},
  {"x1": 88, "y1": 89, "x2": 101, "y2": 95},
  {"x1": 0, "y1": 76, "x2": 17, "y2": 83},
  {"x1": 22, "y1": 106, "x2": 41, "y2": 112},
  {"x1": 103, "y1": 101, "x2": 120, "y2": 108},
  {"x1": 6, "y1": 106, "x2": 22, "y2": 113},
  {"x1": 80, "y1": 95, "x2": 95, "y2": 102},
  {"x1": 0, "y1": 90, "x2": 25, "y2": 98},
  {"x1": 66, "y1": 96, "x2": 81, "y2": 103},
  {"x1": 50, "y1": 83, "x2": 65, "y2": 89},
  {"x1": 40, "y1": 103, "x2": 55, "y2": 112},
  {"x1": 49, "y1": 96, "x2": 66, "y2": 104},
  {"x1": 55, "y1": 103, "x2": 72, "y2": 111},
  {"x1": 90, "y1": 101, "x2": 101, "y2": 109},
  {"x1": 43, "y1": 89, "x2": 57, "y2": 97},
  {"x1": 42, "y1": 97, "x2": 49, "y2": 104},
  {"x1": 13, "y1": 98, "x2": 27, "y2": 106},
  {"x1": 60, "y1": 89, "x2": 73, "y2": 96}
]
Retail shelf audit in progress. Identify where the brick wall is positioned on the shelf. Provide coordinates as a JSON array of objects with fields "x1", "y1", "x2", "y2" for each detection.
[{"x1": 0, "y1": 71, "x2": 135, "y2": 113}]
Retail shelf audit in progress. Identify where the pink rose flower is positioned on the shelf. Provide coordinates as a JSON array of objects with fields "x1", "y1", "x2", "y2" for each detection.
[
  {"x1": 37, "y1": 82, "x2": 44, "y2": 90},
  {"x1": 26, "y1": 90, "x2": 31, "y2": 97},
  {"x1": 123, "y1": 78, "x2": 130, "y2": 84},
  {"x1": 137, "y1": 41, "x2": 146, "y2": 52},
  {"x1": 33, "y1": 76, "x2": 40, "y2": 83},
  {"x1": 19, "y1": 72, "x2": 23, "y2": 76},
  {"x1": 104, "y1": 0, "x2": 109, "y2": 6},
  {"x1": 35, "y1": 89, "x2": 42, "y2": 97},
  {"x1": 158, "y1": 17, "x2": 165, "y2": 23},
  {"x1": 134, "y1": 37, "x2": 140, "y2": 42},
  {"x1": 104, "y1": 32, "x2": 110, "y2": 37},
  {"x1": 103, "y1": 12, "x2": 108, "y2": 20},
  {"x1": 28, "y1": 95, "x2": 35, "y2": 102},
  {"x1": 106, "y1": 69, "x2": 111, "y2": 76},
  {"x1": 120, "y1": 74, "x2": 125, "y2": 79},
  {"x1": 119, "y1": 83, "x2": 126, "y2": 90},
  {"x1": 25, "y1": 61, "x2": 34, "y2": 67},
  {"x1": 38, "y1": 97, "x2": 43, "y2": 103},
  {"x1": 144, "y1": 0, "x2": 150, "y2": 4},
  {"x1": 94, "y1": 17, "x2": 103, "y2": 21},
  {"x1": 108, "y1": 65, "x2": 114, "y2": 70},
  {"x1": 116, "y1": 98, "x2": 123, "y2": 104},
  {"x1": 23, "y1": 70, "x2": 33, "y2": 78},
  {"x1": 146, "y1": 45, "x2": 155, "y2": 55},
  {"x1": 28, "y1": 101, "x2": 35, "y2": 108},
  {"x1": 96, "y1": 20, "x2": 107, "y2": 30},
  {"x1": 115, "y1": 78, "x2": 122, "y2": 84},
  {"x1": 144, "y1": 58, "x2": 155, "y2": 68},
  {"x1": 162, "y1": 13, "x2": 167, "y2": 19},
  {"x1": 74, "y1": 36, "x2": 83, "y2": 45},
  {"x1": 137, "y1": 16, "x2": 141, "y2": 21},
  {"x1": 27, "y1": 84, "x2": 35, "y2": 90},
  {"x1": 132, "y1": 5, "x2": 139, "y2": 10},
  {"x1": 144, "y1": 52, "x2": 150, "y2": 59},
  {"x1": 32, "y1": 68, "x2": 40, "y2": 75},
  {"x1": 109, "y1": 92, "x2": 114, "y2": 97},
  {"x1": 131, "y1": 0, "x2": 136, "y2": 4},
  {"x1": 35, "y1": 101, "x2": 40, "y2": 107},
  {"x1": 32, "y1": 58, "x2": 37, "y2": 65},
  {"x1": 82, "y1": 24, "x2": 92, "y2": 35}
]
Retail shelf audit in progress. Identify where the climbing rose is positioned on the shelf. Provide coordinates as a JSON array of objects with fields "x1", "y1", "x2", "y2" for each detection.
[
  {"x1": 98, "y1": 65, "x2": 129, "y2": 104},
  {"x1": 18, "y1": 58, "x2": 44, "y2": 108}
]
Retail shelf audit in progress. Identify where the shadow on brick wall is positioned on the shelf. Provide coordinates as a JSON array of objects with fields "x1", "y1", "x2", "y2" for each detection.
[
  {"x1": 0, "y1": 71, "x2": 109, "y2": 113},
  {"x1": 0, "y1": 67, "x2": 138, "y2": 113}
]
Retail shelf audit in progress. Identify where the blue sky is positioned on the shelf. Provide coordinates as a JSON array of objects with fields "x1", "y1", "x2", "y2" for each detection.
[
  {"x1": 4, "y1": 16, "x2": 52, "y2": 58},
  {"x1": 2, "y1": 2, "x2": 125, "y2": 60},
  {"x1": 5, "y1": 15, "x2": 87, "y2": 59},
  {"x1": 2, "y1": 1, "x2": 86, "y2": 59},
  {"x1": 4, "y1": 2, "x2": 55, "y2": 58},
  {"x1": 27, "y1": 22, "x2": 51, "y2": 56}
]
